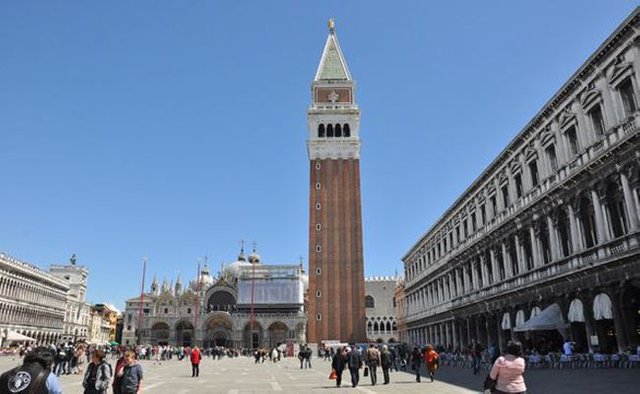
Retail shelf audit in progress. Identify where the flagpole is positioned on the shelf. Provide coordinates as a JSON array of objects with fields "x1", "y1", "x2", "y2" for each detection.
[
  {"x1": 195, "y1": 258, "x2": 201, "y2": 347},
  {"x1": 137, "y1": 257, "x2": 147, "y2": 345}
]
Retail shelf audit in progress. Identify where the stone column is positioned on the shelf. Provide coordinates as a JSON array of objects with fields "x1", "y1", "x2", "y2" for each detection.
[
  {"x1": 479, "y1": 254, "x2": 488, "y2": 287},
  {"x1": 456, "y1": 268, "x2": 462, "y2": 296},
  {"x1": 471, "y1": 261, "x2": 478, "y2": 291},
  {"x1": 620, "y1": 170, "x2": 640, "y2": 230},
  {"x1": 496, "y1": 312, "x2": 505, "y2": 354},
  {"x1": 591, "y1": 188, "x2": 608, "y2": 244},
  {"x1": 490, "y1": 249, "x2": 498, "y2": 284},
  {"x1": 611, "y1": 287, "x2": 629, "y2": 353},
  {"x1": 546, "y1": 214, "x2": 559, "y2": 261},
  {"x1": 501, "y1": 242, "x2": 511, "y2": 279},
  {"x1": 452, "y1": 320, "x2": 459, "y2": 350},
  {"x1": 485, "y1": 315, "x2": 492, "y2": 349},
  {"x1": 567, "y1": 203, "x2": 583, "y2": 252},
  {"x1": 515, "y1": 233, "x2": 525, "y2": 274},
  {"x1": 529, "y1": 225, "x2": 541, "y2": 268},
  {"x1": 475, "y1": 316, "x2": 482, "y2": 344}
]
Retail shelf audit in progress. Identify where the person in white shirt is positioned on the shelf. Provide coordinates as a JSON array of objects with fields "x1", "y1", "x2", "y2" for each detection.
[{"x1": 562, "y1": 341, "x2": 574, "y2": 356}]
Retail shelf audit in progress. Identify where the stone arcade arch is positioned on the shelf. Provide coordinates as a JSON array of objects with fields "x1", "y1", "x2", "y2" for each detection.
[
  {"x1": 150, "y1": 322, "x2": 170, "y2": 345},
  {"x1": 243, "y1": 321, "x2": 263, "y2": 349},
  {"x1": 267, "y1": 321, "x2": 289, "y2": 348},
  {"x1": 175, "y1": 320, "x2": 195, "y2": 347},
  {"x1": 203, "y1": 313, "x2": 233, "y2": 348}
]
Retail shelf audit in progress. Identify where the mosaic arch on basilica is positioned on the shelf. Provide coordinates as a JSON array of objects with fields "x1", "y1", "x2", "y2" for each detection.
[
  {"x1": 403, "y1": 8, "x2": 640, "y2": 355},
  {"x1": 122, "y1": 247, "x2": 308, "y2": 349}
]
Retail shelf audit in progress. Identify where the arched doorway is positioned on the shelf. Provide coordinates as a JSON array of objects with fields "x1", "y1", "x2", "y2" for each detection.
[
  {"x1": 176, "y1": 320, "x2": 195, "y2": 347},
  {"x1": 151, "y1": 322, "x2": 170, "y2": 345},
  {"x1": 267, "y1": 321, "x2": 289, "y2": 348},
  {"x1": 567, "y1": 299, "x2": 587, "y2": 352},
  {"x1": 204, "y1": 314, "x2": 233, "y2": 348},
  {"x1": 243, "y1": 321, "x2": 263, "y2": 349}
]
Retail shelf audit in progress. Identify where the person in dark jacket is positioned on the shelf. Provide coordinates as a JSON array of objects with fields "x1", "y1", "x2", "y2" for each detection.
[
  {"x1": 331, "y1": 347, "x2": 347, "y2": 387},
  {"x1": 82, "y1": 350, "x2": 111, "y2": 394},
  {"x1": 380, "y1": 345, "x2": 392, "y2": 385},
  {"x1": 347, "y1": 346, "x2": 363, "y2": 388},
  {"x1": 410, "y1": 346, "x2": 422, "y2": 382}
]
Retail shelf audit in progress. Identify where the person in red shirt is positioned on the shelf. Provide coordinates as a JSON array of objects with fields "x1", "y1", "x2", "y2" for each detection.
[
  {"x1": 190, "y1": 347, "x2": 201, "y2": 377},
  {"x1": 423, "y1": 345, "x2": 439, "y2": 382}
]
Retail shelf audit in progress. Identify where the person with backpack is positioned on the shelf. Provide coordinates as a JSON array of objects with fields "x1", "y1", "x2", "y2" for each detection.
[
  {"x1": 423, "y1": 345, "x2": 439, "y2": 382},
  {"x1": 0, "y1": 346, "x2": 62, "y2": 394},
  {"x1": 82, "y1": 350, "x2": 112, "y2": 394}
]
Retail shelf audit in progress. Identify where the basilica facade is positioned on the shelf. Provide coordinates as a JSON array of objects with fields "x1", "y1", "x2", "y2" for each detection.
[
  {"x1": 122, "y1": 250, "x2": 308, "y2": 349},
  {"x1": 403, "y1": 9, "x2": 640, "y2": 354}
]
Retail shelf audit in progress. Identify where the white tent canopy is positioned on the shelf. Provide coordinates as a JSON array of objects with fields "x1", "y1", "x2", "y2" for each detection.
[
  {"x1": 4, "y1": 331, "x2": 36, "y2": 342},
  {"x1": 568, "y1": 299, "x2": 585, "y2": 322},
  {"x1": 593, "y1": 293, "x2": 613, "y2": 320},
  {"x1": 513, "y1": 303, "x2": 569, "y2": 332}
]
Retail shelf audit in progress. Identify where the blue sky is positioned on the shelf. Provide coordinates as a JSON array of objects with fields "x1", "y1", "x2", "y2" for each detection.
[{"x1": 1, "y1": 1, "x2": 637, "y2": 309}]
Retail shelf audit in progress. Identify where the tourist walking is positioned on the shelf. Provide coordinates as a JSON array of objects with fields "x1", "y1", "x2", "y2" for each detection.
[
  {"x1": 82, "y1": 350, "x2": 111, "y2": 394},
  {"x1": 116, "y1": 350, "x2": 143, "y2": 394},
  {"x1": 470, "y1": 340, "x2": 483, "y2": 375},
  {"x1": 76, "y1": 345, "x2": 88, "y2": 375},
  {"x1": 423, "y1": 345, "x2": 439, "y2": 382},
  {"x1": 365, "y1": 343, "x2": 381, "y2": 386},
  {"x1": 347, "y1": 345, "x2": 363, "y2": 388},
  {"x1": 331, "y1": 346, "x2": 347, "y2": 388},
  {"x1": 190, "y1": 346, "x2": 201, "y2": 377},
  {"x1": 0, "y1": 346, "x2": 63, "y2": 394},
  {"x1": 410, "y1": 346, "x2": 422, "y2": 382},
  {"x1": 488, "y1": 340, "x2": 527, "y2": 394},
  {"x1": 380, "y1": 345, "x2": 392, "y2": 385}
]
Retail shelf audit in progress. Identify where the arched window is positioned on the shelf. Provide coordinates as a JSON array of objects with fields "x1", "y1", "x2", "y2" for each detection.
[
  {"x1": 327, "y1": 124, "x2": 334, "y2": 137},
  {"x1": 335, "y1": 123, "x2": 342, "y2": 137},
  {"x1": 373, "y1": 322, "x2": 379, "y2": 333},
  {"x1": 343, "y1": 123, "x2": 351, "y2": 137},
  {"x1": 318, "y1": 124, "x2": 325, "y2": 138},
  {"x1": 365, "y1": 295, "x2": 375, "y2": 308}
]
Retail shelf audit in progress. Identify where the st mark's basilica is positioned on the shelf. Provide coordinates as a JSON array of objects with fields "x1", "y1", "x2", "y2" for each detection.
[{"x1": 121, "y1": 248, "x2": 308, "y2": 349}]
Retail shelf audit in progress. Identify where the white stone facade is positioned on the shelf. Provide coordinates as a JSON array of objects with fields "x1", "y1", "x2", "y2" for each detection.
[
  {"x1": 365, "y1": 276, "x2": 399, "y2": 342},
  {"x1": 50, "y1": 263, "x2": 91, "y2": 343},
  {"x1": 403, "y1": 9, "x2": 640, "y2": 354},
  {"x1": 0, "y1": 252, "x2": 68, "y2": 347}
]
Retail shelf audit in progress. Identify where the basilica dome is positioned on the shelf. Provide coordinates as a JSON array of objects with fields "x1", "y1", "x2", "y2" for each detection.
[{"x1": 190, "y1": 265, "x2": 214, "y2": 291}]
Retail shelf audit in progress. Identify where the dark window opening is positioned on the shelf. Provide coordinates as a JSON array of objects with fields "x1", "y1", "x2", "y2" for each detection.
[
  {"x1": 529, "y1": 160, "x2": 539, "y2": 187},
  {"x1": 579, "y1": 196, "x2": 597, "y2": 248},
  {"x1": 327, "y1": 123, "x2": 334, "y2": 137},
  {"x1": 515, "y1": 173, "x2": 523, "y2": 198},
  {"x1": 335, "y1": 123, "x2": 342, "y2": 137},
  {"x1": 619, "y1": 78, "x2": 637, "y2": 116},
  {"x1": 343, "y1": 123, "x2": 351, "y2": 137},
  {"x1": 490, "y1": 196, "x2": 497, "y2": 216},
  {"x1": 318, "y1": 124, "x2": 325, "y2": 138},
  {"x1": 365, "y1": 295, "x2": 375, "y2": 308},
  {"x1": 480, "y1": 205, "x2": 486, "y2": 224},
  {"x1": 566, "y1": 126, "x2": 579, "y2": 157},
  {"x1": 546, "y1": 145, "x2": 558, "y2": 172},
  {"x1": 589, "y1": 104, "x2": 605, "y2": 137},
  {"x1": 501, "y1": 185, "x2": 510, "y2": 208}
]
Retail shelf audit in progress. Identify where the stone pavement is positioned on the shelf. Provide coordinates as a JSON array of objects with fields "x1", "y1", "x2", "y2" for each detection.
[{"x1": 1, "y1": 355, "x2": 639, "y2": 393}]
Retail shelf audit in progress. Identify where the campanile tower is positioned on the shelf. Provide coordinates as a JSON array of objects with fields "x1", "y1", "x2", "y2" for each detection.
[{"x1": 306, "y1": 19, "x2": 365, "y2": 343}]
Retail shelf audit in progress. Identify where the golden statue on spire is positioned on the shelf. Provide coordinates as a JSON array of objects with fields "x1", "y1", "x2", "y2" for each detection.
[{"x1": 328, "y1": 17, "x2": 335, "y2": 33}]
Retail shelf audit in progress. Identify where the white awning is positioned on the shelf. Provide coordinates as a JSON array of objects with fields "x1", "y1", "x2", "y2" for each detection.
[
  {"x1": 513, "y1": 303, "x2": 569, "y2": 332},
  {"x1": 568, "y1": 299, "x2": 585, "y2": 322},
  {"x1": 515, "y1": 310, "x2": 526, "y2": 326},
  {"x1": 531, "y1": 306, "x2": 541, "y2": 318},
  {"x1": 501, "y1": 312, "x2": 511, "y2": 330},
  {"x1": 593, "y1": 293, "x2": 613, "y2": 320},
  {"x1": 4, "y1": 331, "x2": 36, "y2": 342}
]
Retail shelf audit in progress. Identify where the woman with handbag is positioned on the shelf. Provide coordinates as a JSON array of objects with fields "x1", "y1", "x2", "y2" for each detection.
[{"x1": 487, "y1": 341, "x2": 526, "y2": 394}]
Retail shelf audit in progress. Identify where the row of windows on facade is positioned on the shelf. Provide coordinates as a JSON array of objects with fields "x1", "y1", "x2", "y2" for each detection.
[
  {"x1": 317, "y1": 123, "x2": 351, "y2": 138},
  {"x1": 405, "y1": 173, "x2": 638, "y2": 306},
  {"x1": 407, "y1": 77, "x2": 638, "y2": 276},
  {"x1": 367, "y1": 320, "x2": 397, "y2": 333},
  {"x1": 365, "y1": 295, "x2": 397, "y2": 308}
]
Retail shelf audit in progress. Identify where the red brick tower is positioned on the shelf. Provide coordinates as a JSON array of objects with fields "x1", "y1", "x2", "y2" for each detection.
[{"x1": 306, "y1": 19, "x2": 365, "y2": 344}]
